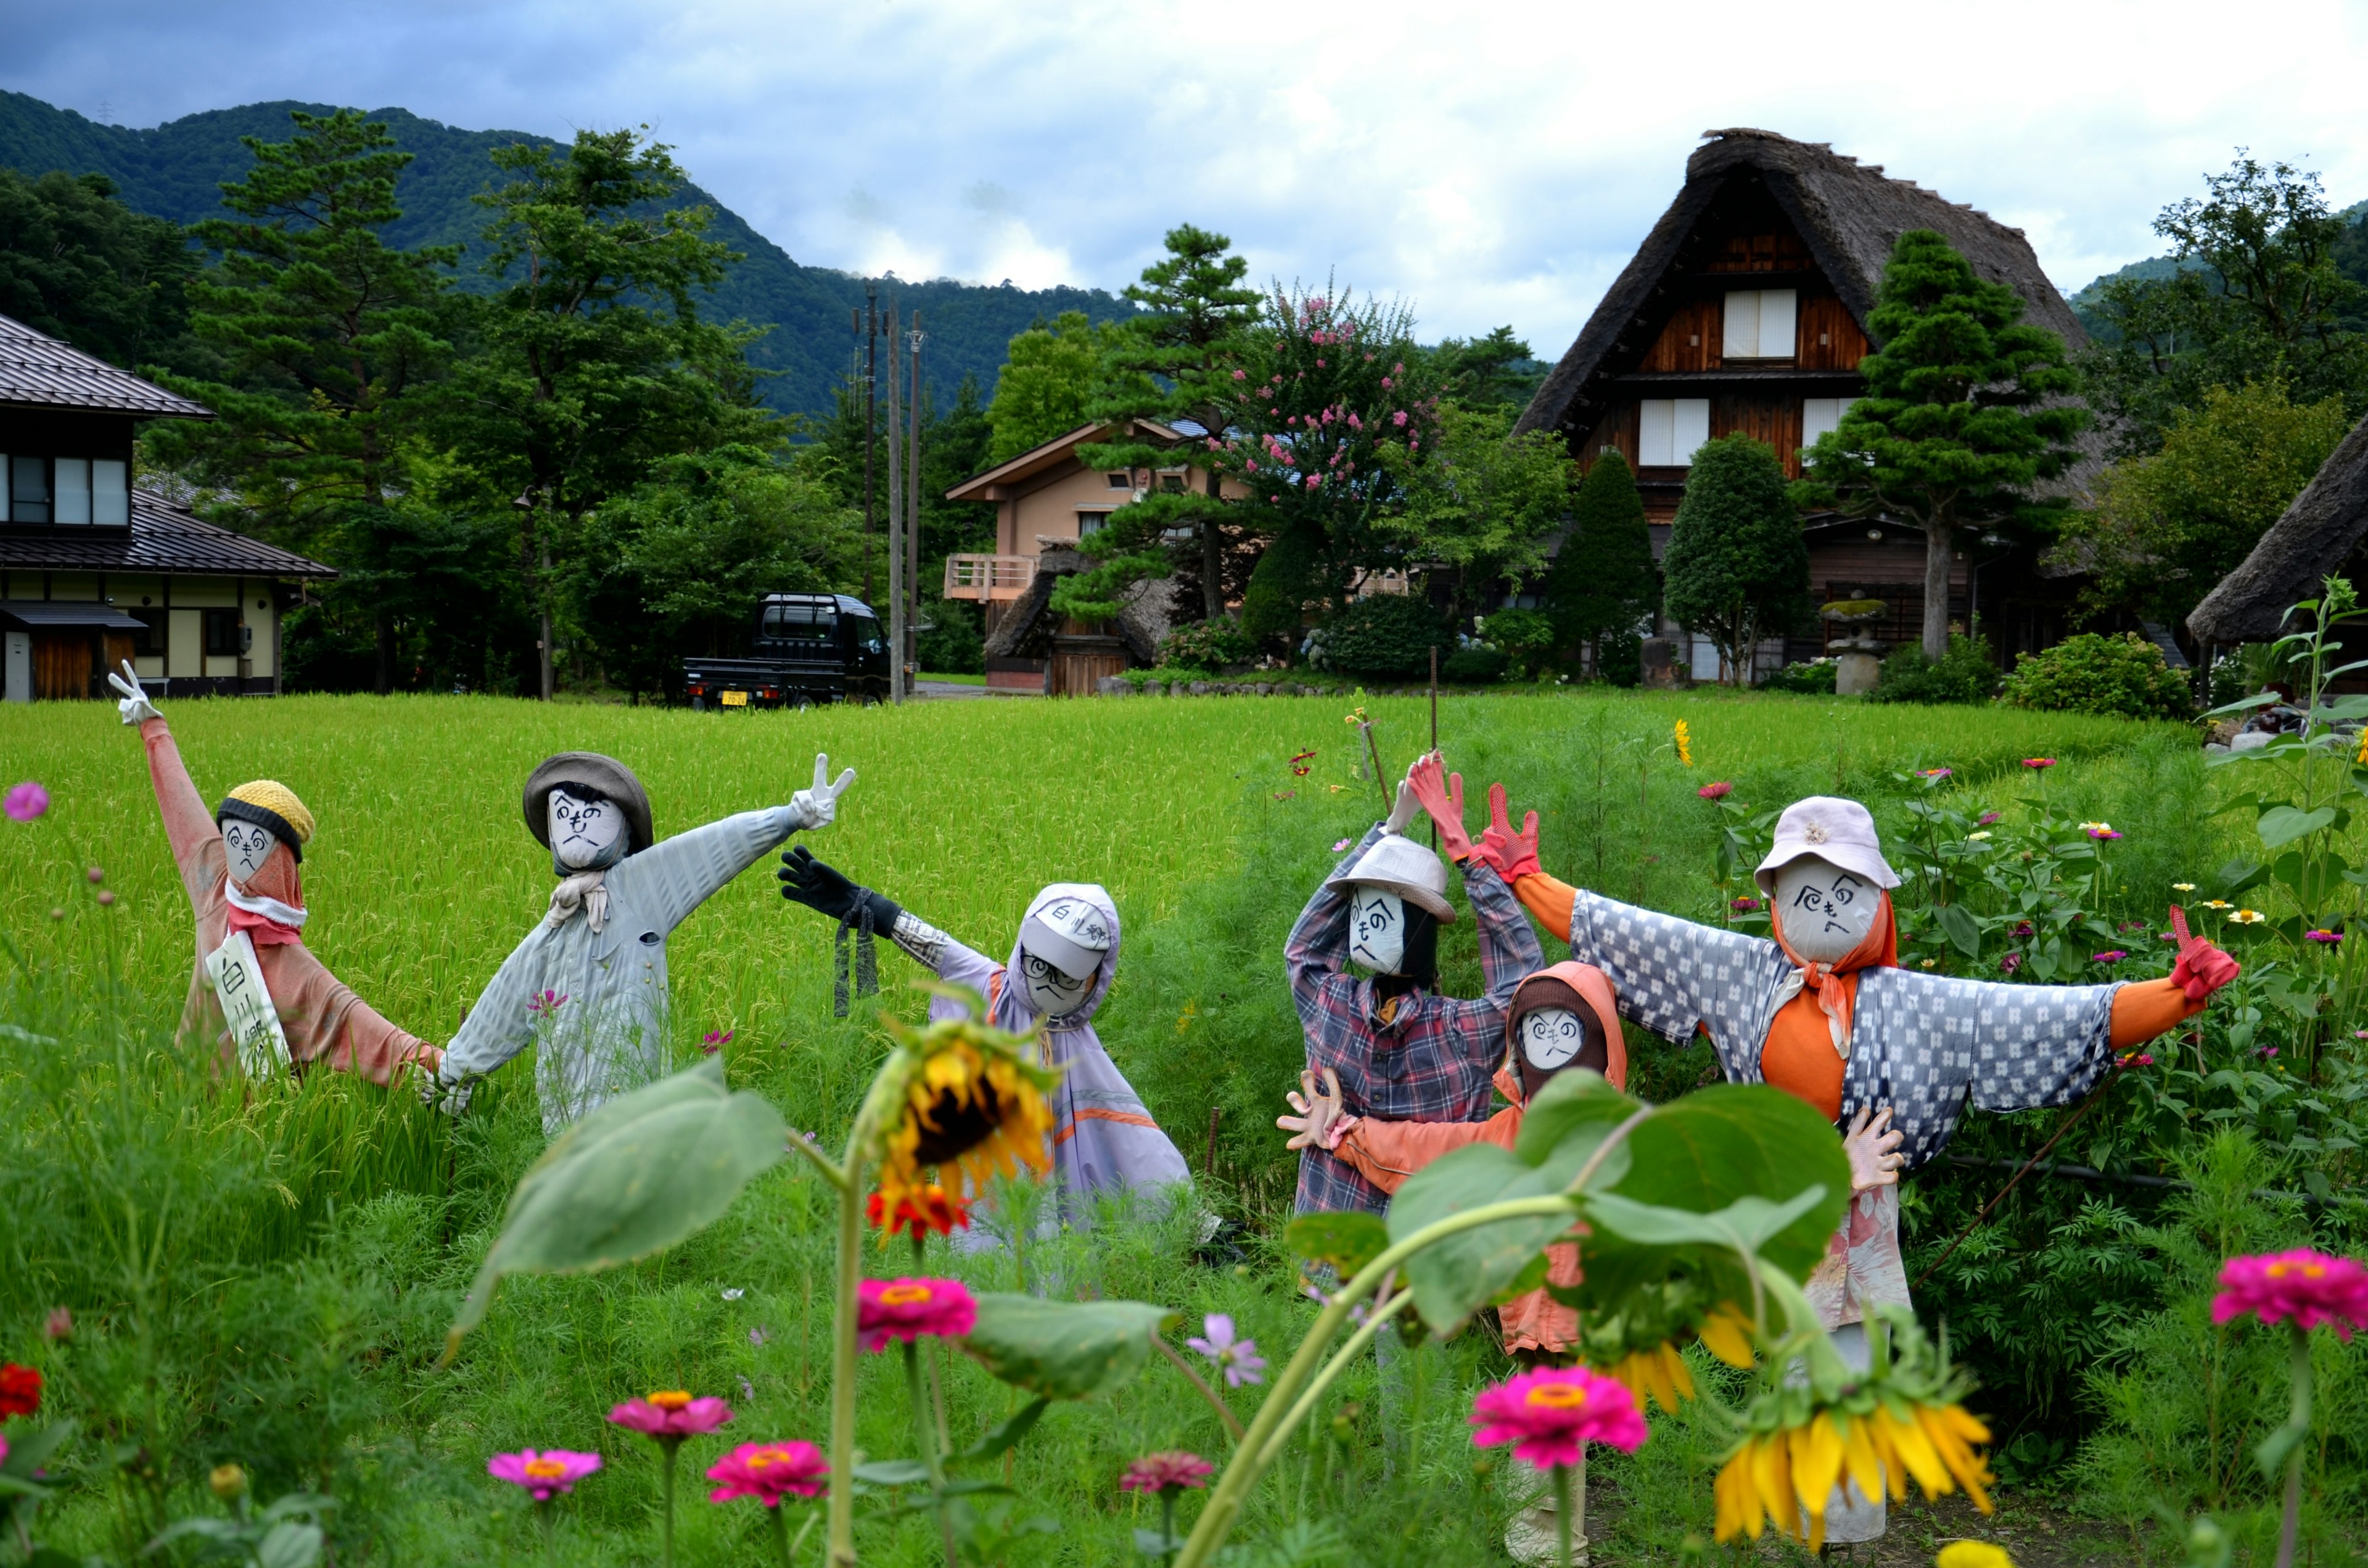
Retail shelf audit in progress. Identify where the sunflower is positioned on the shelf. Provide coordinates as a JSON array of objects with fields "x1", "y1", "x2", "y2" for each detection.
[
  {"x1": 860, "y1": 988, "x2": 1060, "y2": 1212},
  {"x1": 1695, "y1": 1301, "x2": 1757, "y2": 1368},
  {"x1": 1603, "y1": 1339, "x2": 1695, "y2": 1413}
]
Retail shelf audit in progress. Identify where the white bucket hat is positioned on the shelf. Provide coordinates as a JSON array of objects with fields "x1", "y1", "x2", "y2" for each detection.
[
  {"x1": 1019, "y1": 889, "x2": 1116, "y2": 979},
  {"x1": 1754, "y1": 795, "x2": 1900, "y2": 897},
  {"x1": 1326, "y1": 833, "x2": 1458, "y2": 923}
]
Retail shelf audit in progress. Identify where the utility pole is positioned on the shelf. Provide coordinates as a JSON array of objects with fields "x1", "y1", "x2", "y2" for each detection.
[
  {"x1": 884, "y1": 302, "x2": 905, "y2": 706},
  {"x1": 905, "y1": 312, "x2": 923, "y2": 699},
  {"x1": 860, "y1": 286, "x2": 878, "y2": 604}
]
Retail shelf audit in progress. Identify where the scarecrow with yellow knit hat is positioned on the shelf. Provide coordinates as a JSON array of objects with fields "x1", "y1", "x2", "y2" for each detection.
[{"x1": 107, "y1": 662, "x2": 440, "y2": 1085}]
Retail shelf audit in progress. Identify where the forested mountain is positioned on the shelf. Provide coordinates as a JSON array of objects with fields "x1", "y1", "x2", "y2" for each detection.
[{"x1": 0, "y1": 90, "x2": 1136, "y2": 415}]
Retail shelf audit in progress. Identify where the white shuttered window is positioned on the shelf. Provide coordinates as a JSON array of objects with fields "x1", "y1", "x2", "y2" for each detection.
[
  {"x1": 1722, "y1": 289, "x2": 1798, "y2": 359},
  {"x1": 1800, "y1": 396, "x2": 1860, "y2": 450},
  {"x1": 1637, "y1": 399, "x2": 1711, "y2": 467}
]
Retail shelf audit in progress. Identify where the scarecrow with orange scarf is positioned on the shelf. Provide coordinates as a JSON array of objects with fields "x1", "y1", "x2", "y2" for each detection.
[{"x1": 1474, "y1": 788, "x2": 2239, "y2": 1543}]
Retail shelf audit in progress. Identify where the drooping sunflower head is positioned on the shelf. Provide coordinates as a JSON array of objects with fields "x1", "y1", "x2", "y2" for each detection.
[{"x1": 863, "y1": 983, "x2": 1061, "y2": 1211}]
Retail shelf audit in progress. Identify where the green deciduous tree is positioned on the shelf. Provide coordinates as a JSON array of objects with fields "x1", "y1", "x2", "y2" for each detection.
[
  {"x1": 2082, "y1": 155, "x2": 2368, "y2": 454},
  {"x1": 1794, "y1": 228, "x2": 2087, "y2": 660},
  {"x1": 1426, "y1": 326, "x2": 1545, "y2": 411},
  {"x1": 0, "y1": 168, "x2": 200, "y2": 372},
  {"x1": 446, "y1": 125, "x2": 774, "y2": 698},
  {"x1": 1539, "y1": 451, "x2": 1656, "y2": 673},
  {"x1": 1376, "y1": 400, "x2": 1571, "y2": 626},
  {"x1": 2056, "y1": 379, "x2": 2351, "y2": 628},
  {"x1": 982, "y1": 310, "x2": 1116, "y2": 463},
  {"x1": 1664, "y1": 434, "x2": 1809, "y2": 684}
]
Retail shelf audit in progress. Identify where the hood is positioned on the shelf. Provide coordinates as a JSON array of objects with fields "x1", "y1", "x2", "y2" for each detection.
[
  {"x1": 999, "y1": 882, "x2": 1122, "y2": 1030},
  {"x1": 1503, "y1": 960, "x2": 1626, "y2": 1094}
]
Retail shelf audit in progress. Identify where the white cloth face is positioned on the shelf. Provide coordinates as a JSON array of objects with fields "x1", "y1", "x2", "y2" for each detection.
[
  {"x1": 549, "y1": 787, "x2": 627, "y2": 870},
  {"x1": 222, "y1": 819, "x2": 279, "y2": 884},
  {"x1": 1518, "y1": 1006, "x2": 1587, "y2": 1070},
  {"x1": 1017, "y1": 945, "x2": 1094, "y2": 1016},
  {"x1": 1774, "y1": 855, "x2": 1878, "y2": 963},
  {"x1": 1347, "y1": 886, "x2": 1408, "y2": 974}
]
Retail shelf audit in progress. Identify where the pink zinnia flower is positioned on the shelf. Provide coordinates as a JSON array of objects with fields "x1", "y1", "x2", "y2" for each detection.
[
  {"x1": 706, "y1": 1440, "x2": 828, "y2": 1506},
  {"x1": 1730, "y1": 897, "x2": 1759, "y2": 913},
  {"x1": 1185, "y1": 1313, "x2": 1267, "y2": 1387},
  {"x1": 1977, "y1": 810, "x2": 2001, "y2": 826},
  {"x1": 2306, "y1": 929, "x2": 2343, "y2": 946},
  {"x1": 5, "y1": 782, "x2": 48, "y2": 822},
  {"x1": 1469, "y1": 1366, "x2": 1647, "y2": 1470},
  {"x1": 488, "y1": 1448, "x2": 602, "y2": 1500},
  {"x1": 1917, "y1": 767, "x2": 1953, "y2": 779},
  {"x1": 2022, "y1": 757, "x2": 2056, "y2": 770},
  {"x1": 1119, "y1": 1451, "x2": 1215, "y2": 1495},
  {"x1": 2092, "y1": 950, "x2": 2127, "y2": 964},
  {"x1": 855, "y1": 1277, "x2": 977, "y2": 1351},
  {"x1": 2211, "y1": 1250, "x2": 2368, "y2": 1339},
  {"x1": 609, "y1": 1390, "x2": 734, "y2": 1437},
  {"x1": 1698, "y1": 781, "x2": 1733, "y2": 800},
  {"x1": 1999, "y1": 953, "x2": 2023, "y2": 975}
]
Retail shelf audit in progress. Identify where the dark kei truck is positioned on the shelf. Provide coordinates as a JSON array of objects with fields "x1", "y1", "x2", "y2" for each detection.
[{"x1": 682, "y1": 593, "x2": 892, "y2": 708}]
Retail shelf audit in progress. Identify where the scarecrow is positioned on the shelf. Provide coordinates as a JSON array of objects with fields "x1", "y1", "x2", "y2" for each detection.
[
  {"x1": 1288, "y1": 752, "x2": 1544, "y2": 1216},
  {"x1": 107, "y1": 662, "x2": 440, "y2": 1085},
  {"x1": 430, "y1": 751, "x2": 855, "y2": 1131},
  {"x1": 1477, "y1": 785, "x2": 2239, "y2": 1543},
  {"x1": 777, "y1": 852, "x2": 1191, "y2": 1218}
]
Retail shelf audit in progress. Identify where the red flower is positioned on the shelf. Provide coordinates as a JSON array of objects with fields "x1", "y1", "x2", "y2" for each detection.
[
  {"x1": 1119, "y1": 1451, "x2": 1214, "y2": 1495},
  {"x1": 2021, "y1": 757, "x2": 2056, "y2": 770},
  {"x1": 1698, "y1": 782, "x2": 1733, "y2": 800},
  {"x1": 866, "y1": 1186, "x2": 973, "y2": 1239},
  {"x1": 2211, "y1": 1250, "x2": 2368, "y2": 1339},
  {"x1": 855, "y1": 1277, "x2": 977, "y2": 1351},
  {"x1": 707, "y1": 1440, "x2": 828, "y2": 1506},
  {"x1": 0, "y1": 1363, "x2": 41, "y2": 1418}
]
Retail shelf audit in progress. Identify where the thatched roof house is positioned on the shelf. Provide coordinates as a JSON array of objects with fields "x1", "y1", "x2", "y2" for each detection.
[
  {"x1": 1516, "y1": 128, "x2": 2094, "y2": 671},
  {"x1": 980, "y1": 544, "x2": 1177, "y2": 696},
  {"x1": 2187, "y1": 411, "x2": 2368, "y2": 646}
]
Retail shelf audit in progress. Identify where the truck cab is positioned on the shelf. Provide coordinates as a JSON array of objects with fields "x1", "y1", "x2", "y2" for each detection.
[{"x1": 683, "y1": 593, "x2": 890, "y2": 708}]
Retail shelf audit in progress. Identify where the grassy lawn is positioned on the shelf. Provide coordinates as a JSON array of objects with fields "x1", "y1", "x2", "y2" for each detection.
[{"x1": 0, "y1": 688, "x2": 2233, "y2": 1564}]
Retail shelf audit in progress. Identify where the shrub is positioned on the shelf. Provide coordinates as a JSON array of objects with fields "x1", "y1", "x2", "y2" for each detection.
[
  {"x1": 1315, "y1": 594, "x2": 1452, "y2": 679},
  {"x1": 1478, "y1": 607, "x2": 1556, "y2": 678},
  {"x1": 917, "y1": 598, "x2": 985, "y2": 674},
  {"x1": 1870, "y1": 632, "x2": 2000, "y2": 705},
  {"x1": 1158, "y1": 618, "x2": 1258, "y2": 673},
  {"x1": 1761, "y1": 657, "x2": 1838, "y2": 695},
  {"x1": 1440, "y1": 646, "x2": 1509, "y2": 684},
  {"x1": 1999, "y1": 631, "x2": 2195, "y2": 719}
]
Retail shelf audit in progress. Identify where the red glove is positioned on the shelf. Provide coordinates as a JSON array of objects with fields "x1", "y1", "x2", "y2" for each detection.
[
  {"x1": 1477, "y1": 782, "x2": 1542, "y2": 881},
  {"x1": 1405, "y1": 751, "x2": 1475, "y2": 862},
  {"x1": 2168, "y1": 905, "x2": 2239, "y2": 1002}
]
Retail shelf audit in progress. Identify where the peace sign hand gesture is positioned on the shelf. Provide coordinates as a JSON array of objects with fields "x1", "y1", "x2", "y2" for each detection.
[
  {"x1": 790, "y1": 752, "x2": 857, "y2": 830},
  {"x1": 106, "y1": 659, "x2": 162, "y2": 726}
]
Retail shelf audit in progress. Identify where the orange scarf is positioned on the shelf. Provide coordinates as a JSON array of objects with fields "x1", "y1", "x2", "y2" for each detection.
[{"x1": 1768, "y1": 892, "x2": 1897, "y2": 1057}]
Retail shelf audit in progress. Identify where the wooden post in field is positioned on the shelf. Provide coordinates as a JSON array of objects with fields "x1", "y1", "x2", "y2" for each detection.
[
  {"x1": 906, "y1": 313, "x2": 924, "y2": 698},
  {"x1": 861, "y1": 287, "x2": 878, "y2": 604},
  {"x1": 884, "y1": 302, "x2": 905, "y2": 706},
  {"x1": 1205, "y1": 1106, "x2": 1222, "y2": 1178},
  {"x1": 1429, "y1": 644, "x2": 1439, "y2": 850}
]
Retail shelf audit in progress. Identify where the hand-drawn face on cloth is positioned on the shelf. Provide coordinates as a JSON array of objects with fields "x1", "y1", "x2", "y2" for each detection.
[{"x1": 548, "y1": 787, "x2": 628, "y2": 872}]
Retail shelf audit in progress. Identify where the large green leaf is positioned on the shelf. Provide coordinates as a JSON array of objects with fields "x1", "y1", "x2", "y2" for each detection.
[
  {"x1": 1936, "y1": 902, "x2": 1982, "y2": 960},
  {"x1": 1387, "y1": 1133, "x2": 1597, "y2": 1335},
  {"x1": 1284, "y1": 1210, "x2": 1391, "y2": 1279},
  {"x1": 443, "y1": 1059, "x2": 788, "y2": 1358},
  {"x1": 956, "y1": 1294, "x2": 1176, "y2": 1400},
  {"x1": 1583, "y1": 1186, "x2": 1830, "y2": 1256},
  {"x1": 1510, "y1": 1069, "x2": 1640, "y2": 1167},
  {"x1": 2256, "y1": 805, "x2": 2336, "y2": 850}
]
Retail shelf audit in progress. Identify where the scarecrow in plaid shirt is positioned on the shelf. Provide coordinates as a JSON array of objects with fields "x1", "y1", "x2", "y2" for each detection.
[{"x1": 1286, "y1": 752, "x2": 1542, "y2": 1215}]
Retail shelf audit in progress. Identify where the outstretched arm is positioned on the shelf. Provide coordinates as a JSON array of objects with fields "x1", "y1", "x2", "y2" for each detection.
[
  {"x1": 777, "y1": 846, "x2": 1002, "y2": 1001},
  {"x1": 628, "y1": 753, "x2": 857, "y2": 934},
  {"x1": 136, "y1": 720, "x2": 226, "y2": 905}
]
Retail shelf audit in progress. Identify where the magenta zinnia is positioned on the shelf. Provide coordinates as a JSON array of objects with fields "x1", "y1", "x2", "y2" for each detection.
[
  {"x1": 488, "y1": 1448, "x2": 602, "y2": 1499},
  {"x1": 1698, "y1": 781, "x2": 1733, "y2": 800},
  {"x1": 609, "y1": 1389, "x2": 734, "y2": 1437},
  {"x1": 1470, "y1": 1366, "x2": 1648, "y2": 1470},
  {"x1": 1119, "y1": 1451, "x2": 1215, "y2": 1495},
  {"x1": 705, "y1": 1440, "x2": 828, "y2": 1506},
  {"x1": 855, "y1": 1276, "x2": 977, "y2": 1351},
  {"x1": 2212, "y1": 1250, "x2": 2368, "y2": 1339}
]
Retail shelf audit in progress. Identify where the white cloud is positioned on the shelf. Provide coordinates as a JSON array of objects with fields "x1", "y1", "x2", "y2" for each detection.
[{"x1": 9, "y1": 0, "x2": 2368, "y2": 354}]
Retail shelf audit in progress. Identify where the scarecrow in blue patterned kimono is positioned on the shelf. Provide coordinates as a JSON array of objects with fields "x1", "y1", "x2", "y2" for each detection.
[
  {"x1": 775, "y1": 850, "x2": 1191, "y2": 1226},
  {"x1": 1465, "y1": 784, "x2": 2240, "y2": 1543},
  {"x1": 430, "y1": 751, "x2": 855, "y2": 1132}
]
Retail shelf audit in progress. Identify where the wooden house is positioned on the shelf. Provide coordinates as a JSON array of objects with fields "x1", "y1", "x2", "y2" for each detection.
[
  {"x1": 2187, "y1": 409, "x2": 2368, "y2": 661},
  {"x1": 0, "y1": 313, "x2": 332, "y2": 702},
  {"x1": 1516, "y1": 128, "x2": 2094, "y2": 677}
]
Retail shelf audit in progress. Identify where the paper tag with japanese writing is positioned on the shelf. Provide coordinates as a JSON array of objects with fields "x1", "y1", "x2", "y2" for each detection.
[{"x1": 205, "y1": 929, "x2": 290, "y2": 1078}]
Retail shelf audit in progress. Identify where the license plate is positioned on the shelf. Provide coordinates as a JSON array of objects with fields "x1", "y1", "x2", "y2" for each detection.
[{"x1": 720, "y1": 690, "x2": 749, "y2": 707}]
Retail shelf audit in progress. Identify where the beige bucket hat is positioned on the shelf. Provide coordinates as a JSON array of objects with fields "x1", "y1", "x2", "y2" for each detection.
[
  {"x1": 1326, "y1": 832, "x2": 1457, "y2": 923},
  {"x1": 1753, "y1": 795, "x2": 1901, "y2": 896}
]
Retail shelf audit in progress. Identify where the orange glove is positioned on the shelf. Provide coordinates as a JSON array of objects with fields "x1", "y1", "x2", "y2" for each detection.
[
  {"x1": 1406, "y1": 751, "x2": 1476, "y2": 862},
  {"x1": 1477, "y1": 782, "x2": 1541, "y2": 880},
  {"x1": 2168, "y1": 905, "x2": 2239, "y2": 1002}
]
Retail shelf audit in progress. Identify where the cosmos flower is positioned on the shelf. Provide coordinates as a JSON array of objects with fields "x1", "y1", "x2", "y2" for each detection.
[
  {"x1": 528, "y1": 989, "x2": 569, "y2": 1020},
  {"x1": 1470, "y1": 1366, "x2": 1648, "y2": 1470},
  {"x1": 705, "y1": 1441, "x2": 828, "y2": 1506},
  {"x1": 488, "y1": 1449, "x2": 602, "y2": 1500},
  {"x1": 855, "y1": 1277, "x2": 978, "y2": 1351},
  {"x1": 1185, "y1": 1313, "x2": 1267, "y2": 1387},
  {"x1": 4, "y1": 781, "x2": 47, "y2": 822},
  {"x1": 702, "y1": 1030, "x2": 734, "y2": 1054},
  {"x1": 2211, "y1": 1250, "x2": 2368, "y2": 1339}
]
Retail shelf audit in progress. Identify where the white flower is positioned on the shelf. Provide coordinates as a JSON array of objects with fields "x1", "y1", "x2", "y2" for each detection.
[
  {"x1": 1967, "y1": 831, "x2": 1992, "y2": 842},
  {"x1": 722, "y1": 1287, "x2": 746, "y2": 1302}
]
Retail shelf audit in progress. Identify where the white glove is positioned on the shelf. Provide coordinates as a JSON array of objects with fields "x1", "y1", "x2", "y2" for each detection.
[
  {"x1": 1278, "y1": 1067, "x2": 1359, "y2": 1152},
  {"x1": 421, "y1": 1060, "x2": 473, "y2": 1117},
  {"x1": 1843, "y1": 1106, "x2": 1904, "y2": 1192},
  {"x1": 107, "y1": 660, "x2": 162, "y2": 726},
  {"x1": 1382, "y1": 771, "x2": 1421, "y2": 837},
  {"x1": 789, "y1": 752, "x2": 857, "y2": 831}
]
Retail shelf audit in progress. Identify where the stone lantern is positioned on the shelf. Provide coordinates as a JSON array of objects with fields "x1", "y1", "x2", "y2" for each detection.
[{"x1": 1821, "y1": 599, "x2": 1888, "y2": 695}]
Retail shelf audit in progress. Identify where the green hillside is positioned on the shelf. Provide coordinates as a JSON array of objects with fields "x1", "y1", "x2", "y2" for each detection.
[{"x1": 0, "y1": 90, "x2": 1136, "y2": 417}]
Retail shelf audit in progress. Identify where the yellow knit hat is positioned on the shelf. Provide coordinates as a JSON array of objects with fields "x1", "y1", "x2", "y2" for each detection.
[{"x1": 217, "y1": 780, "x2": 316, "y2": 862}]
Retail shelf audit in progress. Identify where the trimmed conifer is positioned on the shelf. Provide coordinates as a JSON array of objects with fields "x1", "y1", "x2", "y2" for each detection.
[
  {"x1": 1541, "y1": 451, "x2": 1656, "y2": 674},
  {"x1": 1662, "y1": 434, "x2": 1810, "y2": 685}
]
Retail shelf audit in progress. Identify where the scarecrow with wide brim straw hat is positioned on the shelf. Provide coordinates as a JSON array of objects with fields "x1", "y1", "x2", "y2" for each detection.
[
  {"x1": 1458, "y1": 782, "x2": 2241, "y2": 1546},
  {"x1": 430, "y1": 750, "x2": 855, "y2": 1132},
  {"x1": 106, "y1": 662, "x2": 440, "y2": 1085}
]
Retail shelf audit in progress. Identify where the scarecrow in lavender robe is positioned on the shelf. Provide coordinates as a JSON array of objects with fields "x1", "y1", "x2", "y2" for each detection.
[
  {"x1": 776, "y1": 852, "x2": 1190, "y2": 1225},
  {"x1": 1476, "y1": 785, "x2": 2240, "y2": 1543}
]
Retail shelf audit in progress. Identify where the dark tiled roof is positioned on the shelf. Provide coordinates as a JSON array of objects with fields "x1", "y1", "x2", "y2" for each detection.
[
  {"x1": 0, "y1": 493, "x2": 335, "y2": 578},
  {"x1": 0, "y1": 311, "x2": 213, "y2": 418}
]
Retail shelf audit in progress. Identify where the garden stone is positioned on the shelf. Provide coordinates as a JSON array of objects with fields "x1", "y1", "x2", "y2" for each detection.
[
  {"x1": 2230, "y1": 731, "x2": 2273, "y2": 753},
  {"x1": 1190, "y1": 682, "x2": 1212, "y2": 696},
  {"x1": 1096, "y1": 677, "x2": 1128, "y2": 697}
]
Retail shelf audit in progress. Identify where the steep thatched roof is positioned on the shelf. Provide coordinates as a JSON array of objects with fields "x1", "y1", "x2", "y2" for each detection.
[
  {"x1": 1515, "y1": 129, "x2": 2087, "y2": 441},
  {"x1": 982, "y1": 546, "x2": 1170, "y2": 663},
  {"x1": 2187, "y1": 411, "x2": 2368, "y2": 644}
]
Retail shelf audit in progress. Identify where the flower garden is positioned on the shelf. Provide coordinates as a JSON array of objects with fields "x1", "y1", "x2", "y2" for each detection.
[{"x1": 1, "y1": 683, "x2": 2364, "y2": 1566}]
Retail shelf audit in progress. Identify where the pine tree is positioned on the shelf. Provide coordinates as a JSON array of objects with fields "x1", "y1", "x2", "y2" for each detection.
[
  {"x1": 1663, "y1": 435, "x2": 1809, "y2": 684},
  {"x1": 1541, "y1": 451, "x2": 1656, "y2": 673},
  {"x1": 1794, "y1": 228, "x2": 2086, "y2": 659}
]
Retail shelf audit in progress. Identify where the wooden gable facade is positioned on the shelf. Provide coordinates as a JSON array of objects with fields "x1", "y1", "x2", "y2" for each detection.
[{"x1": 1518, "y1": 129, "x2": 2096, "y2": 673}]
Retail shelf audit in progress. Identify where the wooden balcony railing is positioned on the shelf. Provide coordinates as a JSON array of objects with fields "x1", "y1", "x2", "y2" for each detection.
[{"x1": 942, "y1": 554, "x2": 1038, "y2": 602}]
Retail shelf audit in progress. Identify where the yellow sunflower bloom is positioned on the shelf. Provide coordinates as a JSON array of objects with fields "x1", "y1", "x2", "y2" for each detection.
[
  {"x1": 1936, "y1": 1543, "x2": 2016, "y2": 1568},
  {"x1": 1695, "y1": 1302, "x2": 1756, "y2": 1368},
  {"x1": 1605, "y1": 1340, "x2": 1695, "y2": 1412},
  {"x1": 1674, "y1": 719, "x2": 1694, "y2": 767},
  {"x1": 862, "y1": 989, "x2": 1061, "y2": 1213}
]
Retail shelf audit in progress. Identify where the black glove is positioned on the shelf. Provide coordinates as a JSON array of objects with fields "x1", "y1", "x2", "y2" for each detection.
[{"x1": 779, "y1": 845, "x2": 902, "y2": 928}]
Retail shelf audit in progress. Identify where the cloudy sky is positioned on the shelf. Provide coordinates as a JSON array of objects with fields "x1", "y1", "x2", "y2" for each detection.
[{"x1": 10, "y1": 0, "x2": 2368, "y2": 351}]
